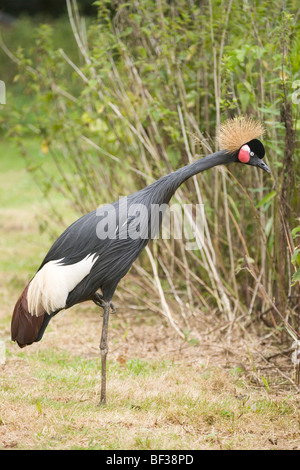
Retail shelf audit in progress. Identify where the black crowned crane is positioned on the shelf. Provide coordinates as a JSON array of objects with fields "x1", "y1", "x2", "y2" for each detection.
[{"x1": 11, "y1": 117, "x2": 270, "y2": 404}]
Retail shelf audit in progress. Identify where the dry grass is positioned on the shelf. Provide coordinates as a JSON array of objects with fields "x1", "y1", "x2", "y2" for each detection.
[
  {"x1": 1, "y1": 283, "x2": 300, "y2": 449},
  {"x1": 1, "y1": 313, "x2": 300, "y2": 450}
]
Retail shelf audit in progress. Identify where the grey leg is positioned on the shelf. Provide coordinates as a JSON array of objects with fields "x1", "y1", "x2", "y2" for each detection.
[{"x1": 98, "y1": 301, "x2": 110, "y2": 406}]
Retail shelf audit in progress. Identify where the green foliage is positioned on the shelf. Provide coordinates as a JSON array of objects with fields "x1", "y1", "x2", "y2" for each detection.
[
  {"x1": 255, "y1": 190, "x2": 277, "y2": 209},
  {"x1": 291, "y1": 221, "x2": 300, "y2": 286}
]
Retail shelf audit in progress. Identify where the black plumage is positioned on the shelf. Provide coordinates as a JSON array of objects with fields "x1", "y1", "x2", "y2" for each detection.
[{"x1": 45, "y1": 151, "x2": 231, "y2": 307}]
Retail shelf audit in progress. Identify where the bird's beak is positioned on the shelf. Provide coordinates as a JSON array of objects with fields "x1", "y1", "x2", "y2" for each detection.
[{"x1": 249, "y1": 155, "x2": 271, "y2": 174}]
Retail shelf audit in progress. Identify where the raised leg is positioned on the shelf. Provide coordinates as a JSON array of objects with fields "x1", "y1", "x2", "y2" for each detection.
[
  {"x1": 92, "y1": 292, "x2": 116, "y2": 314},
  {"x1": 98, "y1": 300, "x2": 111, "y2": 406}
]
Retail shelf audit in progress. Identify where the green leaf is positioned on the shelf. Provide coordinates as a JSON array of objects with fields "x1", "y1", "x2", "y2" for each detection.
[
  {"x1": 291, "y1": 249, "x2": 300, "y2": 266},
  {"x1": 261, "y1": 375, "x2": 270, "y2": 392},
  {"x1": 227, "y1": 194, "x2": 241, "y2": 221},
  {"x1": 256, "y1": 190, "x2": 276, "y2": 209},
  {"x1": 292, "y1": 269, "x2": 300, "y2": 284},
  {"x1": 35, "y1": 400, "x2": 42, "y2": 413},
  {"x1": 239, "y1": 92, "x2": 250, "y2": 112},
  {"x1": 291, "y1": 227, "x2": 300, "y2": 239},
  {"x1": 265, "y1": 216, "x2": 273, "y2": 238}
]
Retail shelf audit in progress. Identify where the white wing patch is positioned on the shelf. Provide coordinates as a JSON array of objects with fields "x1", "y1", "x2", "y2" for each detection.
[{"x1": 27, "y1": 254, "x2": 98, "y2": 317}]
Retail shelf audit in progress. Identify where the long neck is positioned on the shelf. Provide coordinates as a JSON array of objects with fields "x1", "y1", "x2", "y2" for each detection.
[
  {"x1": 173, "y1": 150, "x2": 232, "y2": 184},
  {"x1": 151, "y1": 150, "x2": 234, "y2": 204}
]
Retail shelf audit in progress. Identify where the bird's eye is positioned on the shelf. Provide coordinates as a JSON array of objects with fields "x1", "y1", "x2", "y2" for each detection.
[{"x1": 250, "y1": 151, "x2": 254, "y2": 157}]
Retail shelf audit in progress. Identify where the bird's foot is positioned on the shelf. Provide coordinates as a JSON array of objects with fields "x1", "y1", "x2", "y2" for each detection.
[
  {"x1": 109, "y1": 302, "x2": 116, "y2": 314},
  {"x1": 92, "y1": 293, "x2": 116, "y2": 314}
]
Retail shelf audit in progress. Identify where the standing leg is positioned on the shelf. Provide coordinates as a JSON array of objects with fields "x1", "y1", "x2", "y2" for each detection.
[{"x1": 98, "y1": 301, "x2": 111, "y2": 406}]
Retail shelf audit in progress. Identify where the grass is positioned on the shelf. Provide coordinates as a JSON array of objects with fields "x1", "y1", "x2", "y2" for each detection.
[
  {"x1": 1, "y1": 343, "x2": 300, "y2": 450},
  {"x1": 0, "y1": 140, "x2": 52, "y2": 208},
  {"x1": 0, "y1": 138, "x2": 300, "y2": 450}
]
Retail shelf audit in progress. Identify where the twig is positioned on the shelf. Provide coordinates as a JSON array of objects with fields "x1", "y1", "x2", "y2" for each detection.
[{"x1": 145, "y1": 246, "x2": 184, "y2": 338}]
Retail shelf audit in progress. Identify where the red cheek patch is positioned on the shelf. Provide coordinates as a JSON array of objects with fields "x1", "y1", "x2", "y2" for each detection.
[{"x1": 238, "y1": 144, "x2": 250, "y2": 163}]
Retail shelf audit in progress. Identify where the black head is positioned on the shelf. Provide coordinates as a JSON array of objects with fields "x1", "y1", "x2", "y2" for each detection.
[{"x1": 237, "y1": 138, "x2": 270, "y2": 173}]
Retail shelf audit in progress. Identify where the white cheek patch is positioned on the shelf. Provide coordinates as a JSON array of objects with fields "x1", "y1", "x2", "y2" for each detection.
[{"x1": 27, "y1": 254, "x2": 98, "y2": 317}]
